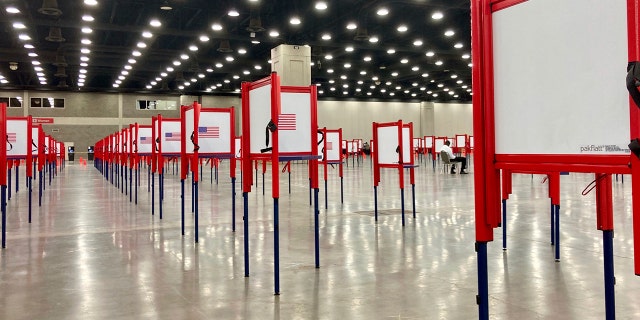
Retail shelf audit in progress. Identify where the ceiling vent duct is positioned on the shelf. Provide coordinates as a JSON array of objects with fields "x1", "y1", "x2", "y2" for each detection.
[
  {"x1": 217, "y1": 40, "x2": 233, "y2": 53},
  {"x1": 53, "y1": 54, "x2": 67, "y2": 67},
  {"x1": 175, "y1": 71, "x2": 186, "y2": 83},
  {"x1": 188, "y1": 61, "x2": 201, "y2": 72},
  {"x1": 45, "y1": 27, "x2": 66, "y2": 42},
  {"x1": 54, "y1": 65, "x2": 67, "y2": 77},
  {"x1": 161, "y1": 81, "x2": 169, "y2": 91},
  {"x1": 354, "y1": 27, "x2": 370, "y2": 41},
  {"x1": 38, "y1": 0, "x2": 62, "y2": 16},
  {"x1": 57, "y1": 79, "x2": 68, "y2": 88},
  {"x1": 246, "y1": 17, "x2": 265, "y2": 33}
]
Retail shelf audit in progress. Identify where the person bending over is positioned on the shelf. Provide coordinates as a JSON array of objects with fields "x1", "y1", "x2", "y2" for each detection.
[{"x1": 440, "y1": 140, "x2": 468, "y2": 174}]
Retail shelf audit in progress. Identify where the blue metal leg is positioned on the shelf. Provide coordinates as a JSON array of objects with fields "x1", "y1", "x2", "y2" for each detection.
[
  {"x1": 181, "y1": 179, "x2": 185, "y2": 236},
  {"x1": 603, "y1": 230, "x2": 615, "y2": 320},
  {"x1": 159, "y1": 173, "x2": 163, "y2": 219},
  {"x1": 262, "y1": 173, "x2": 265, "y2": 195},
  {"x1": 151, "y1": 172, "x2": 155, "y2": 216},
  {"x1": 274, "y1": 197, "x2": 280, "y2": 295},
  {"x1": 411, "y1": 184, "x2": 416, "y2": 219},
  {"x1": 8, "y1": 168, "x2": 11, "y2": 200},
  {"x1": 555, "y1": 204, "x2": 560, "y2": 261},
  {"x1": 28, "y1": 177, "x2": 32, "y2": 223},
  {"x1": 309, "y1": 179, "x2": 312, "y2": 205},
  {"x1": 194, "y1": 182, "x2": 199, "y2": 243},
  {"x1": 374, "y1": 186, "x2": 378, "y2": 222},
  {"x1": 191, "y1": 174, "x2": 194, "y2": 213},
  {"x1": 324, "y1": 179, "x2": 328, "y2": 209},
  {"x1": 288, "y1": 171, "x2": 291, "y2": 194},
  {"x1": 477, "y1": 242, "x2": 489, "y2": 320},
  {"x1": 314, "y1": 188, "x2": 320, "y2": 268},
  {"x1": 401, "y1": 188, "x2": 405, "y2": 227},
  {"x1": 550, "y1": 201, "x2": 555, "y2": 245},
  {"x1": 503, "y1": 199, "x2": 507, "y2": 250},
  {"x1": 38, "y1": 171, "x2": 42, "y2": 207},
  {"x1": 15, "y1": 165, "x2": 18, "y2": 194},
  {"x1": 232, "y1": 177, "x2": 236, "y2": 232},
  {"x1": 147, "y1": 166, "x2": 150, "y2": 192},
  {"x1": 215, "y1": 163, "x2": 218, "y2": 185},
  {"x1": 243, "y1": 192, "x2": 250, "y2": 277},
  {"x1": 129, "y1": 168, "x2": 132, "y2": 202},
  {"x1": 1, "y1": 185, "x2": 5, "y2": 248},
  {"x1": 135, "y1": 167, "x2": 138, "y2": 204},
  {"x1": 340, "y1": 177, "x2": 344, "y2": 204}
]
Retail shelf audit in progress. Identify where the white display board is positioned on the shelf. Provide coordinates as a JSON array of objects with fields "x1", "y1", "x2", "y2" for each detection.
[
  {"x1": 7, "y1": 119, "x2": 28, "y2": 157},
  {"x1": 31, "y1": 127, "x2": 39, "y2": 153},
  {"x1": 161, "y1": 121, "x2": 181, "y2": 154},
  {"x1": 325, "y1": 132, "x2": 341, "y2": 162},
  {"x1": 341, "y1": 140, "x2": 347, "y2": 151},
  {"x1": 199, "y1": 111, "x2": 232, "y2": 154},
  {"x1": 44, "y1": 136, "x2": 50, "y2": 155},
  {"x1": 470, "y1": 136, "x2": 474, "y2": 148},
  {"x1": 412, "y1": 138, "x2": 420, "y2": 148},
  {"x1": 456, "y1": 135, "x2": 466, "y2": 148},
  {"x1": 493, "y1": 0, "x2": 629, "y2": 155},
  {"x1": 377, "y1": 126, "x2": 411, "y2": 165},
  {"x1": 248, "y1": 84, "x2": 272, "y2": 154},
  {"x1": 184, "y1": 108, "x2": 195, "y2": 155},
  {"x1": 126, "y1": 128, "x2": 132, "y2": 154},
  {"x1": 138, "y1": 127, "x2": 153, "y2": 154},
  {"x1": 235, "y1": 137, "x2": 242, "y2": 159},
  {"x1": 56, "y1": 142, "x2": 62, "y2": 156},
  {"x1": 434, "y1": 138, "x2": 445, "y2": 153},
  {"x1": 425, "y1": 137, "x2": 433, "y2": 148},
  {"x1": 279, "y1": 92, "x2": 312, "y2": 153}
]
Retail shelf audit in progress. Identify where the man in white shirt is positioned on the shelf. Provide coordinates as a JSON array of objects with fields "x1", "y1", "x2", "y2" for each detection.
[{"x1": 440, "y1": 140, "x2": 468, "y2": 174}]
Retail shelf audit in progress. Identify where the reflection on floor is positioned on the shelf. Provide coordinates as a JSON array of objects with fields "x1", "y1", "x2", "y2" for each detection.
[{"x1": 1, "y1": 158, "x2": 639, "y2": 319}]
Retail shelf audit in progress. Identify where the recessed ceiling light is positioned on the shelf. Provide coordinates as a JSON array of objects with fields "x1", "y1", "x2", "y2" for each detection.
[
  {"x1": 132, "y1": 50, "x2": 141, "y2": 56},
  {"x1": 166, "y1": 67, "x2": 174, "y2": 72},
  {"x1": 80, "y1": 62, "x2": 88, "y2": 67},
  {"x1": 6, "y1": 7, "x2": 20, "y2": 14},
  {"x1": 400, "y1": 58, "x2": 408, "y2": 64},
  {"x1": 161, "y1": 72, "x2": 167, "y2": 77},
  {"x1": 18, "y1": 34, "x2": 31, "y2": 41},
  {"x1": 391, "y1": 72, "x2": 398, "y2": 76},
  {"x1": 372, "y1": 76, "x2": 379, "y2": 81},
  {"x1": 121, "y1": 70, "x2": 129, "y2": 76},
  {"x1": 315, "y1": 1, "x2": 328, "y2": 10},
  {"x1": 206, "y1": 68, "x2": 213, "y2": 72},
  {"x1": 327, "y1": 69, "x2": 334, "y2": 73},
  {"x1": 346, "y1": 22, "x2": 357, "y2": 30},
  {"x1": 269, "y1": 30, "x2": 279, "y2": 37},
  {"x1": 81, "y1": 48, "x2": 91, "y2": 54},
  {"x1": 149, "y1": 19, "x2": 162, "y2": 27},
  {"x1": 212, "y1": 23, "x2": 223, "y2": 31},
  {"x1": 432, "y1": 11, "x2": 444, "y2": 20},
  {"x1": 146, "y1": 85, "x2": 152, "y2": 89},
  {"x1": 325, "y1": 54, "x2": 333, "y2": 60},
  {"x1": 468, "y1": 63, "x2": 473, "y2": 67},
  {"x1": 422, "y1": 73, "x2": 429, "y2": 78},
  {"x1": 200, "y1": 35, "x2": 210, "y2": 42},
  {"x1": 369, "y1": 36, "x2": 379, "y2": 43},
  {"x1": 251, "y1": 40, "x2": 260, "y2": 44},
  {"x1": 28, "y1": 52, "x2": 38, "y2": 57},
  {"x1": 191, "y1": 78, "x2": 197, "y2": 82},
  {"x1": 82, "y1": 15, "x2": 95, "y2": 22},
  {"x1": 118, "y1": 75, "x2": 125, "y2": 80},
  {"x1": 115, "y1": 80, "x2": 122, "y2": 84},
  {"x1": 189, "y1": 45, "x2": 198, "y2": 51},
  {"x1": 128, "y1": 59, "x2": 137, "y2": 64},
  {"x1": 344, "y1": 63, "x2": 351, "y2": 68},
  {"x1": 345, "y1": 46, "x2": 354, "y2": 52},
  {"x1": 397, "y1": 25, "x2": 408, "y2": 32},
  {"x1": 387, "y1": 48, "x2": 395, "y2": 54},
  {"x1": 426, "y1": 51, "x2": 435, "y2": 57},
  {"x1": 180, "y1": 54, "x2": 189, "y2": 60},
  {"x1": 24, "y1": 44, "x2": 34, "y2": 49},
  {"x1": 321, "y1": 33, "x2": 331, "y2": 40},
  {"x1": 360, "y1": 71, "x2": 367, "y2": 75},
  {"x1": 435, "y1": 60, "x2": 443, "y2": 66},
  {"x1": 454, "y1": 43, "x2": 464, "y2": 49},
  {"x1": 226, "y1": 56, "x2": 234, "y2": 62},
  {"x1": 84, "y1": 0, "x2": 98, "y2": 5},
  {"x1": 376, "y1": 8, "x2": 389, "y2": 16},
  {"x1": 228, "y1": 9, "x2": 239, "y2": 17},
  {"x1": 142, "y1": 31, "x2": 153, "y2": 38},
  {"x1": 451, "y1": 74, "x2": 458, "y2": 78},
  {"x1": 457, "y1": 80, "x2": 463, "y2": 84},
  {"x1": 12, "y1": 22, "x2": 26, "y2": 29},
  {"x1": 437, "y1": 84, "x2": 444, "y2": 88},
  {"x1": 413, "y1": 40, "x2": 423, "y2": 46},
  {"x1": 173, "y1": 60, "x2": 181, "y2": 66},
  {"x1": 137, "y1": 42, "x2": 147, "y2": 48},
  {"x1": 290, "y1": 17, "x2": 301, "y2": 25},
  {"x1": 329, "y1": 80, "x2": 335, "y2": 84},
  {"x1": 243, "y1": 70, "x2": 250, "y2": 75},
  {"x1": 81, "y1": 38, "x2": 92, "y2": 45},
  {"x1": 238, "y1": 48, "x2": 247, "y2": 54},
  {"x1": 462, "y1": 54, "x2": 471, "y2": 59},
  {"x1": 363, "y1": 56, "x2": 372, "y2": 62},
  {"x1": 82, "y1": 27, "x2": 93, "y2": 33},
  {"x1": 412, "y1": 66, "x2": 419, "y2": 71},
  {"x1": 81, "y1": 56, "x2": 90, "y2": 61},
  {"x1": 198, "y1": 74, "x2": 205, "y2": 78},
  {"x1": 215, "y1": 63, "x2": 223, "y2": 68},
  {"x1": 444, "y1": 30, "x2": 455, "y2": 37}
]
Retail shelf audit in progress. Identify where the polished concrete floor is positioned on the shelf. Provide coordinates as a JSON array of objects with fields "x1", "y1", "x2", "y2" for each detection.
[{"x1": 1, "y1": 157, "x2": 640, "y2": 319}]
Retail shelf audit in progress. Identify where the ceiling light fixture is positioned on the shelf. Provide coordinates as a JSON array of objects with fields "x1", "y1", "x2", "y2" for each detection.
[
  {"x1": 6, "y1": 7, "x2": 20, "y2": 14},
  {"x1": 228, "y1": 9, "x2": 239, "y2": 17},
  {"x1": 149, "y1": 19, "x2": 162, "y2": 27},
  {"x1": 432, "y1": 11, "x2": 444, "y2": 20},
  {"x1": 315, "y1": 1, "x2": 328, "y2": 10},
  {"x1": 376, "y1": 8, "x2": 389, "y2": 16},
  {"x1": 290, "y1": 17, "x2": 301, "y2": 25},
  {"x1": 160, "y1": 1, "x2": 172, "y2": 11}
]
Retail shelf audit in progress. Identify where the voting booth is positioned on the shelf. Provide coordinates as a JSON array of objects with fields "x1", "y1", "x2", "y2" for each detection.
[
  {"x1": 471, "y1": 1, "x2": 640, "y2": 319},
  {"x1": 241, "y1": 72, "x2": 320, "y2": 295},
  {"x1": 372, "y1": 120, "x2": 417, "y2": 226}
]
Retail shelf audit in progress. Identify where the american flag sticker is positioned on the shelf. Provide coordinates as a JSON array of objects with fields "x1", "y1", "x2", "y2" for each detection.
[
  {"x1": 7, "y1": 133, "x2": 17, "y2": 143},
  {"x1": 198, "y1": 126, "x2": 220, "y2": 138},
  {"x1": 165, "y1": 132, "x2": 181, "y2": 141},
  {"x1": 278, "y1": 113, "x2": 296, "y2": 131},
  {"x1": 140, "y1": 136, "x2": 151, "y2": 144},
  {"x1": 326, "y1": 141, "x2": 333, "y2": 150}
]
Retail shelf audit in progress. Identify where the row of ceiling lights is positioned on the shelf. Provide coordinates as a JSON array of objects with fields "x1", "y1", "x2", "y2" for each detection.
[
  {"x1": 78, "y1": 0, "x2": 99, "y2": 88},
  {"x1": 4, "y1": 5, "x2": 47, "y2": 86},
  {"x1": 112, "y1": 20, "x2": 164, "y2": 88}
]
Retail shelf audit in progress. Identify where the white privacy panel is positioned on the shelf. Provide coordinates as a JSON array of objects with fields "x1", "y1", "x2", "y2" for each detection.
[
  {"x1": 493, "y1": 0, "x2": 629, "y2": 155},
  {"x1": 248, "y1": 84, "x2": 272, "y2": 154},
  {"x1": 56, "y1": 142, "x2": 62, "y2": 156},
  {"x1": 7, "y1": 119, "x2": 28, "y2": 157},
  {"x1": 425, "y1": 137, "x2": 434, "y2": 148},
  {"x1": 377, "y1": 126, "x2": 402, "y2": 165},
  {"x1": 325, "y1": 132, "x2": 341, "y2": 162},
  {"x1": 456, "y1": 135, "x2": 466, "y2": 148},
  {"x1": 161, "y1": 121, "x2": 181, "y2": 154},
  {"x1": 279, "y1": 92, "x2": 312, "y2": 154},
  {"x1": 184, "y1": 108, "x2": 195, "y2": 155},
  {"x1": 138, "y1": 127, "x2": 152, "y2": 154},
  {"x1": 434, "y1": 138, "x2": 445, "y2": 153},
  {"x1": 401, "y1": 127, "x2": 411, "y2": 163},
  {"x1": 235, "y1": 137, "x2": 242, "y2": 159},
  {"x1": 31, "y1": 128, "x2": 39, "y2": 153},
  {"x1": 199, "y1": 111, "x2": 232, "y2": 154}
]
